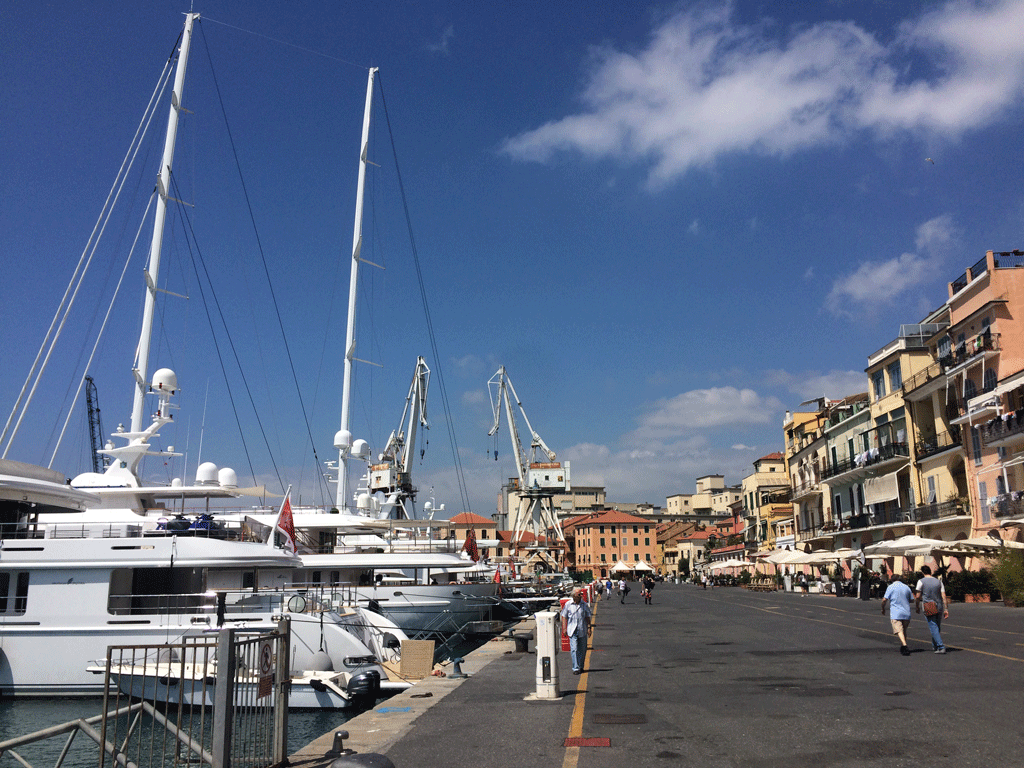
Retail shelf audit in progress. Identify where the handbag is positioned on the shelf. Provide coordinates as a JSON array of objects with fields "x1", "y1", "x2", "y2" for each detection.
[{"x1": 922, "y1": 600, "x2": 940, "y2": 617}]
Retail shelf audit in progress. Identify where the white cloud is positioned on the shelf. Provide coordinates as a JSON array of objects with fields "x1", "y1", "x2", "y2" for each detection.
[
  {"x1": 427, "y1": 24, "x2": 455, "y2": 56},
  {"x1": 688, "y1": 219, "x2": 700, "y2": 235},
  {"x1": 825, "y1": 214, "x2": 959, "y2": 317},
  {"x1": 629, "y1": 386, "x2": 783, "y2": 442},
  {"x1": 500, "y1": 1, "x2": 1024, "y2": 185},
  {"x1": 766, "y1": 369, "x2": 868, "y2": 402}
]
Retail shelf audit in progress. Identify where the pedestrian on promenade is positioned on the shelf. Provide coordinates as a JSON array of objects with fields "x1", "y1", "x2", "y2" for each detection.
[
  {"x1": 619, "y1": 577, "x2": 629, "y2": 603},
  {"x1": 643, "y1": 574, "x2": 655, "y2": 604},
  {"x1": 701, "y1": 573, "x2": 707, "y2": 590},
  {"x1": 560, "y1": 587, "x2": 592, "y2": 674},
  {"x1": 605, "y1": 578, "x2": 612, "y2": 599},
  {"x1": 915, "y1": 565, "x2": 949, "y2": 654},
  {"x1": 881, "y1": 573, "x2": 914, "y2": 656},
  {"x1": 799, "y1": 573, "x2": 808, "y2": 596}
]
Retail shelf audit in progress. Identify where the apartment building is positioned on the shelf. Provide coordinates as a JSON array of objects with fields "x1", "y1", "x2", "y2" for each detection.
[
  {"x1": 562, "y1": 510, "x2": 659, "y2": 579},
  {"x1": 740, "y1": 452, "x2": 789, "y2": 555}
]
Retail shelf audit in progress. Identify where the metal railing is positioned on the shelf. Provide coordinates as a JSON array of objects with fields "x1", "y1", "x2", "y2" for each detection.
[
  {"x1": 912, "y1": 499, "x2": 966, "y2": 523},
  {"x1": 902, "y1": 360, "x2": 943, "y2": 397},
  {"x1": 980, "y1": 412, "x2": 1024, "y2": 448},
  {"x1": 821, "y1": 442, "x2": 909, "y2": 480},
  {"x1": 915, "y1": 427, "x2": 962, "y2": 461}
]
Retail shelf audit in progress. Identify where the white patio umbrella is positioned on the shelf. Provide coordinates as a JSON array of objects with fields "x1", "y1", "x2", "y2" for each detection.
[
  {"x1": 863, "y1": 535, "x2": 948, "y2": 558},
  {"x1": 633, "y1": 561, "x2": 655, "y2": 572},
  {"x1": 610, "y1": 560, "x2": 634, "y2": 573},
  {"x1": 931, "y1": 537, "x2": 1024, "y2": 556}
]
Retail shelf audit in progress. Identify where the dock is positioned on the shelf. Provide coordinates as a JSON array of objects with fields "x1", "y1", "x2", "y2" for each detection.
[{"x1": 290, "y1": 583, "x2": 1024, "y2": 768}]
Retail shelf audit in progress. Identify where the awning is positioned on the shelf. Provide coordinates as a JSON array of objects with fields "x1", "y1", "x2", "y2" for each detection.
[{"x1": 863, "y1": 471, "x2": 900, "y2": 506}]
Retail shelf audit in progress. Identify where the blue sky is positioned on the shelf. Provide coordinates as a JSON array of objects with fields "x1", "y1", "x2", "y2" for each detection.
[{"x1": 3, "y1": 1, "x2": 1024, "y2": 517}]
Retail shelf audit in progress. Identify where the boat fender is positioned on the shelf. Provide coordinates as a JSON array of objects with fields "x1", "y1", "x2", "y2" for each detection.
[
  {"x1": 309, "y1": 678, "x2": 328, "y2": 692},
  {"x1": 308, "y1": 649, "x2": 334, "y2": 672}
]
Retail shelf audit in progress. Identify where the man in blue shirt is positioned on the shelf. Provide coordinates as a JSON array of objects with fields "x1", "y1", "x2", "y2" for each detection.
[
  {"x1": 881, "y1": 573, "x2": 914, "y2": 656},
  {"x1": 560, "y1": 587, "x2": 593, "y2": 674}
]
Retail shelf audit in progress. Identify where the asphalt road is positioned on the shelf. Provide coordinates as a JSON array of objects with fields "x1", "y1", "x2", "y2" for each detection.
[{"x1": 381, "y1": 583, "x2": 1023, "y2": 768}]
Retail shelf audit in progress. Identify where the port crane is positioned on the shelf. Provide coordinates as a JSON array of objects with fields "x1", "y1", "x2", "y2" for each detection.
[
  {"x1": 488, "y1": 366, "x2": 569, "y2": 552},
  {"x1": 84, "y1": 376, "x2": 109, "y2": 474},
  {"x1": 367, "y1": 356, "x2": 431, "y2": 519}
]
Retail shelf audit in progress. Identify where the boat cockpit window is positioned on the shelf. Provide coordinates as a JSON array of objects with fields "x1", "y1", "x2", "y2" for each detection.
[{"x1": 0, "y1": 572, "x2": 30, "y2": 615}]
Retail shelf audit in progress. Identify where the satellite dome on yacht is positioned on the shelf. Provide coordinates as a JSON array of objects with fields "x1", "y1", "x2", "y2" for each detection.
[
  {"x1": 195, "y1": 462, "x2": 219, "y2": 486},
  {"x1": 218, "y1": 467, "x2": 238, "y2": 488},
  {"x1": 151, "y1": 368, "x2": 178, "y2": 393},
  {"x1": 334, "y1": 429, "x2": 352, "y2": 450}
]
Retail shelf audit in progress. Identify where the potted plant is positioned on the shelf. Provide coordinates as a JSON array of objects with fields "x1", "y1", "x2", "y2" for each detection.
[{"x1": 990, "y1": 549, "x2": 1024, "y2": 607}]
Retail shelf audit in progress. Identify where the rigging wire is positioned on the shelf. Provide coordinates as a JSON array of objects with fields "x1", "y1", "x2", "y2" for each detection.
[
  {"x1": 198, "y1": 24, "x2": 332, "y2": 503},
  {"x1": 377, "y1": 73, "x2": 473, "y2": 514},
  {"x1": 1, "y1": 46, "x2": 179, "y2": 459},
  {"x1": 167, "y1": 171, "x2": 280, "y2": 495}
]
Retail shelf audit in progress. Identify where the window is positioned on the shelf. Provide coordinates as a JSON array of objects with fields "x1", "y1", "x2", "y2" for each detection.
[
  {"x1": 872, "y1": 370, "x2": 885, "y2": 399},
  {"x1": 964, "y1": 379, "x2": 977, "y2": 399},
  {"x1": 599, "y1": 525, "x2": 605, "y2": 534},
  {"x1": 646, "y1": 554, "x2": 652, "y2": 561},
  {"x1": 979, "y1": 481, "x2": 990, "y2": 524},
  {"x1": 644, "y1": 526, "x2": 649, "y2": 533},
  {"x1": 601, "y1": 553, "x2": 606, "y2": 562},
  {"x1": 611, "y1": 538, "x2": 616, "y2": 547},
  {"x1": 887, "y1": 361, "x2": 902, "y2": 390},
  {"x1": 600, "y1": 538, "x2": 605, "y2": 547},
  {"x1": 0, "y1": 572, "x2": 29, "y2": 615},
  {"x1": 984, "y1": 368, "x2": 997, "y2": 392},
  {"x1": 633, "y1": 538, "x2": 639, "y2": 546},
  {"x1": 645, "y1": 537, "x2": 650, "y2": 546},
  {"x1": 971, "y1": 427, "x2": 982, "y2": 466},
  {"x1": 633, "y1": 526, "x2": 638, "y2": 533},
  {"x1": 633, "y1": 553, "x2": 640, "y2": 562}
]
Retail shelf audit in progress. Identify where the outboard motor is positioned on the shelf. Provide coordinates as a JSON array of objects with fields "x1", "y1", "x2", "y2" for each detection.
[{"x1": 346, "y1": 669, "x2": 381, "y2": 709}]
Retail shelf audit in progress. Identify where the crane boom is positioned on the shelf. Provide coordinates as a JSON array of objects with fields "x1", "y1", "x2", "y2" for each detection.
[
  {"x1": 368, "y1": 356, "x2": 430, "y2": 518},
  {"x1": 84, "y1": 376, "x2": 106, "y2": 474},
  {"x1": 487, "y1": 366, "x2": 569, "y2": 552}
]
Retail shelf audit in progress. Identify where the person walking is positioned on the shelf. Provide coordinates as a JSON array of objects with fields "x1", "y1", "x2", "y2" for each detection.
[
  {"x1": 643, "y1": 574, "x2": 655, "y2": 604},
  {"x1": 605, "y1": 578, "x2": 613, "y2": 599},
  {"x1": 560, "y1": 587, "x2": 592, "y2": 674},
  {"x1": 701, "y1": 573, "x2": 707, "y2": 590},
  {"x1": 881, "y1": 573, "x2": 914, "y2": 656},
  {"x1": 618, "y1": 577, "x2": 629, "y2": 603},
  {"x1": 915, "y1": 565, "x2": 949, "y2": 653}
]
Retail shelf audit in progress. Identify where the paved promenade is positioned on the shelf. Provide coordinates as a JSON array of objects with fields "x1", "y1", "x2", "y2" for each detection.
[{"x1": 290, "y1": 583, "x2": 1024, "y2": 768}]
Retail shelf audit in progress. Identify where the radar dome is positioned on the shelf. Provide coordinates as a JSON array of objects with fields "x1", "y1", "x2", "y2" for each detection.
[
  {"x1": 151, "y1": 368, "x2": 178, "y2": 393},
  {"x1": 334, "y1": 429, "x2": 352, "y2": 450},
  {"x1": 171, "y1": 478, "x2": 182, "y2": 488},
  {"x1": 218, "y1": 467, "x2": 238, "y2": 488},
  {"x1": 195, "y1": 462, "x2": 219, "y2": 485},
  {"x1": 351, "y1": 439, "x2": 370, "y2": 459},
  {"x1": 356, "y1": 492, "x2": 372, "y2": 511}
]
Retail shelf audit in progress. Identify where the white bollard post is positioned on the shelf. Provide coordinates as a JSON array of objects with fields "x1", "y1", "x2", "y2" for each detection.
[{"x1": 529, "y1": 611, "x2": 561, "y2": 700}]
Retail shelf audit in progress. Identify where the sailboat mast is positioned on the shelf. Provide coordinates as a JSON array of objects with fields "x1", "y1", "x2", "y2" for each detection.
[
  {"x1": 335, "y1": 67, "x2": 378, "y2": 510},
  {"x1": 130, "y1": 12, "x2": 198, "y2": 434}
]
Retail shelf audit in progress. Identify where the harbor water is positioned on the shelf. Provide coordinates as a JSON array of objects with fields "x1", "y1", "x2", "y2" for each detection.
[{"x1": 0, "y1": 697, "x2": 358, "y2": 767}]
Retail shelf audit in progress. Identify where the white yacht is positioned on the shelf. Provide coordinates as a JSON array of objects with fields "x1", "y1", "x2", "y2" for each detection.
[{"x1": 0, "y1": 13, "x2": 408, "y2": 706}]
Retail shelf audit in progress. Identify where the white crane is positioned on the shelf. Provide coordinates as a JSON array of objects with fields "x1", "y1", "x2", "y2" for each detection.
[
  {"x1": 488, "y1": 366, "x2": 569, "y2": 551},
  {"x1": 368, "y1": 356, "x2": 430, "y2": 519}
]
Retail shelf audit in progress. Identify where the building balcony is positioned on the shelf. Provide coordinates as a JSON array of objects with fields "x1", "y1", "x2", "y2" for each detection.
[
  {"x1": 915, "y1": 427, "x2": 962, "y2": 462},
  {"x1": 821, "y1": 442, "x2": 909, "y2": 483},
  {"x1": 980, "y1": 412, "x2": 1024, "y2": 449},
  {"x1": 791, "y1": 479, "x2": 822, "y2": 502},
  {"x1": 941, "y1": 331, "x2": 999, "y2": 379},
  {"x1": 902, "y1": 361, "x2": 947, "y2": 402},
  {"x1": 912, "y1": 499, "x2": 968, "y2": 524},
  {"x1": 989, "y1": 493, "x2": 1024, "y2": 519}
]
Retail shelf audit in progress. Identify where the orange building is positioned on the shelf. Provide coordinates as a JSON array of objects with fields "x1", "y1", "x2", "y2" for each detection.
[{"x1": 563, "y1": 510, "x2": 659, "y2": 578}]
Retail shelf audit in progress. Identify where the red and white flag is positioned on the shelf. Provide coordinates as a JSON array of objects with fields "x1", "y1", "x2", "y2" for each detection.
[
  {"x1": 493, "y1": 567, "x2": 501, "y2": 584},
  {"x1": 273, "y1": 493, "x2": 297, "y2": 554}
]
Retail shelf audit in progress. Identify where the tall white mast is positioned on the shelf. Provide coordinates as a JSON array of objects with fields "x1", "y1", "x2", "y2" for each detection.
[
  {"x1": 130, "y1": 12, "x2": 198, "y2": 433},
  {"x1": 334, "y1": 67, "x2": 378, "y2": 510}
]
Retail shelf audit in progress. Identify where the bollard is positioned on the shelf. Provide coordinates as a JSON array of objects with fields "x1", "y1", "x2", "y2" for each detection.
[
  {"x1": 449, "y1": 657, "x2": 467, "y2": 679},
  {"x1": 532, "y1": 611, "x2": 561, "y2": 700}
]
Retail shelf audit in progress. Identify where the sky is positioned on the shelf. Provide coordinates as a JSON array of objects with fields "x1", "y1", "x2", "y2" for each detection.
[{"x1": 3, "y1": 1, "x2": 1024, "y2": 518}]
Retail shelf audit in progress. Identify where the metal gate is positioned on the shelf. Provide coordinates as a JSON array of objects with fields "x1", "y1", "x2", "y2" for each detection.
[{"x1": 97, "y1": 621, "x2": 290, "y2": 768}]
